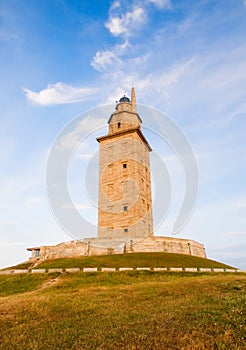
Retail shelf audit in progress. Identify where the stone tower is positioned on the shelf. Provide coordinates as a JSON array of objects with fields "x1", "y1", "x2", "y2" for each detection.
[
  {"x1": 27, "y1": 88, "x2": 207, "y2": 260},
  {"x1": 97, "y1": 88, "x2": 153, "y2": 244}
]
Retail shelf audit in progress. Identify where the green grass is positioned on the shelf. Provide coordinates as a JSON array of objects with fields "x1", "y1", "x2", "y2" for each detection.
[
  {"x1": 0, "y1": 272, "x2": 245, "y2": 349},
  {"x1": 31, "y1": 252, "x2": 234, "y2": 270},
  {"x1": 2, "y1": 261, "x2": 33, "y2": 270},
  {"x1": 0, "y1": 274, "x2": 53, "y2": 297}
]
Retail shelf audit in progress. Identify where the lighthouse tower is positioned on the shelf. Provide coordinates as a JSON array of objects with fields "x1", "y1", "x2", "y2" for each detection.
[
  {"x1": 27, "y1": 88, "x2": 207, "y2": 260},
  {"x1": 97, "y1": 88, "x2": 153, "y2": 243}
]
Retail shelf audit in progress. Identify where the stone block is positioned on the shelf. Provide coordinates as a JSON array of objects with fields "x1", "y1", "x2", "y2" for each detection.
[
  {"x1": 212, "y1": 268, "x2": 225, "y2": 272},
  {"x1": 136, "y1": 267, "x2": 150, "y2": 271},
  {"x1": 0, "y1": 270, "x2": 14, "y2": 275},
  {"x1": 65, "y1": 268, "x2": 81, "y2": 273},
  {"x1": 119, "y1": 267, "x2": 133, "y2": 271},
  {"x1": 48, "y1": 268, "x2": 63, "y2": 273},
  {"x1": 224, "y1": 269, "x2": 237, "y2": 272},
  {"x1": 101, "y1": 267, "x2": 116, "y2": 272},
  {"x1": 169, "y1": 267, "x2": 183, "y2": 272},
  {"x1": 199, "y1": 268, "x2": 212, "y2": 272},
  {"x1": 32, "y1": 269, "x2": 46, "y2": 274},
  {"x1": 153, "y1": 267, "x2": 167, "y2": 271},
  {"x1": 14, "y1": 269, "x2": 29, "y2": 274},
  {"x1": 83, "y1": 267, "x2": 98, "y2": 272},
  {"x1": 184, "y1": 268, "x2": 198, "y2": 272}
]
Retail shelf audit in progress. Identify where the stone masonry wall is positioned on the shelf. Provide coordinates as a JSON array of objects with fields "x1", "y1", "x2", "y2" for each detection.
[
  {"x1": 130, "y1": 236, "x2": 206, "y2": 258},
  {"x1": 36, "y1": 236, "x2": 206, "y2": 261}
]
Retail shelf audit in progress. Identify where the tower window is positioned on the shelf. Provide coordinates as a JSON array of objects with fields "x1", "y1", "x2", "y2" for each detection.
[
  {"x1": 118, "y1": 122, "x2": 121, "y2": 128},
  {"x1": 108, "y1": 165, "x2": 113, "y2": 175},
  {"x1": 123, "y1": 163, "x2": 127, "y2": 169},
  {"x1": 124, "y1": 228, "x2": 128, "y2": 233},
  {"x1": 123, "y1": 206, "x2": 128, "y2": 212}
]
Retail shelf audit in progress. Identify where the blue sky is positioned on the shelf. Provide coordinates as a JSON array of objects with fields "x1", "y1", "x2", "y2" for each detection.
[{"x1": 0, "y1": 0, "x2": 246, "y2": 269}]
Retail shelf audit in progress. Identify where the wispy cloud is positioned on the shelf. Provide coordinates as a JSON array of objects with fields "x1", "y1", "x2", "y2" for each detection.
[
  {"x1": 147, "y1": 0, "x2": 171, "y2": 9},
  {"x1": 91, "y1": 46, "x2": 124, "y2": 72},
  {"x1": 59, "y1": 115, "x2": 107, "y2": 150},
  {"x1": 91, "y1": 40, "x2": 130, "y2": 73},
  {"x1": 105, "y1": 4, "x2": 146, "y2": 38},
  {"x1": 23, "y1": 82, "x2": 98, "y2": 106},
  {"x1": 220, "y1": 231, "x2": 246, "y2": 237},
  {"x1": 91, "y1": 50, "x2": 119, "y2": 72},
  {"x1": 105, "y1": 0, "x2": 171, "y2": 39}
]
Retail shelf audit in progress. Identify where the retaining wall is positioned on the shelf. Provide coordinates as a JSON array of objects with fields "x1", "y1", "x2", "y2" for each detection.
[{"x1": 0, "y1": 268, "x2": 244, "y2": 275}]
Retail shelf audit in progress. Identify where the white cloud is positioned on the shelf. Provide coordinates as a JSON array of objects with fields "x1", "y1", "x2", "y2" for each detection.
[
  {"x1": 59, "y1": 115, "x2": 107, "y2": 150},
  {"x1": 91, "y1": 50, "x2": 121, "y2": 72},
  {"x1": 105, "y1": 6, "x2": 146, "y2": 37},
  {"x1": 147, "y1": 0, "x2": 172, "y2": 9},
  {"x1": 104, "y1": 0, "x2": 171, "y2": 39},
  {"x1": 114, "y1": 58, "x2": 194, "y2": 103},
  {"x1": 23, "y1": 82, "x2": 98, "y2": 106},
  {"x1": 91, "y1": 41, "x2": 128, "y2": 72},
  {"x1": 220, "y1": 231, "x2": 246, "y2": 237}
]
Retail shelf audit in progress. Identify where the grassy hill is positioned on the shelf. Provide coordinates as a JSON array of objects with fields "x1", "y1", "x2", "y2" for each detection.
[
  {"x1": 7, "y1": 252, "x2": 235, "y2": 270},
  {"x1": 0, "y1": 270, "x2": 245, "y2": 349}
]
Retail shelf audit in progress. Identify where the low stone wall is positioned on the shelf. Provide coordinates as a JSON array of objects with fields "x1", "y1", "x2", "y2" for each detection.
[
  {"x1": 131, "y1": 236, "x2": 206, "y2": 258},
  {"x1": 32, "y1": 235, "x2": 206, "y2": 262},
  {"x1": 39, "y1": 240, "x2": 88, "y2": 261},
  {"x1": 0, "y1": 267, "x2": 243, "y2": 275}
]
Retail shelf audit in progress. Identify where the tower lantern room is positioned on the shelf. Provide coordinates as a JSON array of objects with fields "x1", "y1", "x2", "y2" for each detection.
[{"x1": 108, "y1": 88, "x2": 142, "y2": 135}]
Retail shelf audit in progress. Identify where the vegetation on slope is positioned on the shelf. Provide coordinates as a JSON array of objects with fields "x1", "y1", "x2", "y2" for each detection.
[
  {"x1": 0, "y1": 272, "x2": 245, "y2": 349},
  {"x1": 32, "y1": 252, "x2": 234, "y2": 270},
  {"x1": 0, "y1": 273, "x2": 52, "y2": 297},
  {"x1": 2, "y1": 261, "x2": 33, "y2": 270}
]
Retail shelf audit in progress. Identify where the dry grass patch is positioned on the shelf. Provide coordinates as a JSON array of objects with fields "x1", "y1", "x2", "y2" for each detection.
[{"x1": 0, "y1": 272, "x2": 245, "y2": 349}]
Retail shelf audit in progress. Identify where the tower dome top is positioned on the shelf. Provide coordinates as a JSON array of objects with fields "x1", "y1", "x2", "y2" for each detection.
[{"x1": 119, "y1": 95, "x2": 130, "y2": 103}]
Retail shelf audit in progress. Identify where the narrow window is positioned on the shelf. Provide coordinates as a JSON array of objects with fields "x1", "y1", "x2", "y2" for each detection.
[
  {"x1": 108, "y1": 164, "x2": 113, "y2": 175},
  {"x1": 124, "y1": 228, "x2": 128, "y2": 233},
  {"x1": 123, "y1": 163, "x2": 127, "y2": 169},
  {"x1": 123, "y1": 205, "x2": 128, "y2": 212},
  {"x1": 118, "y1": 122, "x2": 121, "y2": 128}
]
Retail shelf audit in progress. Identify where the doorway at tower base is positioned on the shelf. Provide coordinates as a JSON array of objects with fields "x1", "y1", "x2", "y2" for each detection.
[{"x1": 27, "y1": 235, "x2": 206, "y2": 262}]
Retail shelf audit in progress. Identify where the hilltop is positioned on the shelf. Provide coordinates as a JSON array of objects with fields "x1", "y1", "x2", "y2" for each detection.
[{"x1": 6, "y1": 252, "x2": 235, "y2": 271}]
